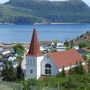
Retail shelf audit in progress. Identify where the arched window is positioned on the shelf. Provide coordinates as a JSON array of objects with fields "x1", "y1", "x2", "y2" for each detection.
[
  {"x1": 45, "y1": 64, "x2": 51, "y2": 68},
  {"x1": 45, "y1": 64, "x2": 51, "y2": 75},
  {"x1": 30, "y1": 69, "x2": 33, "y2": 73}
]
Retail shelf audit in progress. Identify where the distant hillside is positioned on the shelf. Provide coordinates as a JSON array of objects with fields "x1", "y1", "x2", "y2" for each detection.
[
  {"x1": 71, "y1": 31, "x2": 90, "y2": 49},
  {"x1": 0, "y1": 5, "x2": 44, "y2": 24},
  {"x1": 0, "y1": 0, "x2": 90, "y2": 24}
]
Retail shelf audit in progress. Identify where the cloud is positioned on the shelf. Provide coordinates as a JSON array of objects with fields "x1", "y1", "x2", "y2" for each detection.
[{"x1": 0, "y1": 0, "x2": 9, "y2": 4}]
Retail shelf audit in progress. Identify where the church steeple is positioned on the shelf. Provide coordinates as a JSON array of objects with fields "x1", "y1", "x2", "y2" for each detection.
[{"x1": 27, "y1": 29, "x2": 42, "y2": 56}]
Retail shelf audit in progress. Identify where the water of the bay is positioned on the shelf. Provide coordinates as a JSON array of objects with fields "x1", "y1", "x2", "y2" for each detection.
[{"x1": 0, "y1": 24, "x2": 90, "y2": 43}]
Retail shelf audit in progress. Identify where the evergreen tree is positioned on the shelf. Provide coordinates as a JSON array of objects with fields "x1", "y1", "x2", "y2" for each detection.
[
  {"x1": 73, "y1": 62, "x2": 85, "y2": 74},
  {"x1": 64, "y1": 39, "x2": 69, "y2": 47},
  {"x1": 56, "y1": 67, "x2": 66, "y2": 77},
  {"x1": 16, "y1": 64, "x2": 24, "y2": 80},
  {"x1": 61, "y1": 67, "x2": 66, "y2": 76},
  {"x1": 70, "y1": 40, "x2": 73, "y2": 48},
  {"x1": 79, "y1": 62, "x2": 85, "y2": 74},
  {"x1": 1, "y1": 61, "x2": 16, "y2": 81},
  {"x1": 13, "y1": 44, "x2": 25, "y2": 55},
  {"x1": 69, "y1": 66, "x2": 74, "y2": 74},
  {"x1": 17, "y1": 55, "x2": 23, "y2": 64},
  {"x1": 79, "y1": 42, "x2": 86, "y2": 48},
  {"x1": 87, "y1": 59, "x2": 90, "y2": 72}
]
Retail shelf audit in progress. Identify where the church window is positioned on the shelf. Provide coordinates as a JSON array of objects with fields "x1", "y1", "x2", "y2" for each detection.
[
  {"x1": 45, "y1": 64, "x2": 51, "y2": 75},
  {"x1": 32, "y1": 59, "x2": 35, "y2": 65},
  {"x1": 31, "y1": 59, "x2": 32, "y2": 65},
  {"x1": 27, "y1": 59, "x2": 29, "y2": 65},
  {"x1": 30, "y1": 69, "x2": 33, "y2": 73}
]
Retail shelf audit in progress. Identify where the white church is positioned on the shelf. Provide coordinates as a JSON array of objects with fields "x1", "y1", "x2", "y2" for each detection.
[{"x1": 25, "y1": 29, "x2": 85, "y2": 80}]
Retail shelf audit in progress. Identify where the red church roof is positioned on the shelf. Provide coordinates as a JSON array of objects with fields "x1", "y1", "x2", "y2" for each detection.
[
  {"x1": 48, "y1": 48, "x2": 84, "y2": 68},
  {"x1": 27, "y1": 29, "x2": 42, "y2": 56}
]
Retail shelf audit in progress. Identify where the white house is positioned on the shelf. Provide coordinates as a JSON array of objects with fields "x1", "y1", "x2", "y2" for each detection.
[
  {"x1": 40, "y1": 46, "x2": 45, "y2": 51},
  {"x1": 56, "y1": 42, "x2": 64, "y2": 47},
  {"x1": 73, "y1": 46, "x2": 79, "y2": 50},
  {"x1": 25, "y1": 29, "x2": 86, "y2": 80},
  {"x1": 56, "y1": 46, "x2": 66, "y2": 52},
  {"x1": 2, "y1": 49, "x2": 11, "y2": 55},
  {"x1": 8, "y1": 56, "x2": 16, "y2": 62},
  {"x1": 56, "y1": 42, "x2": 66, "y2": 51}
]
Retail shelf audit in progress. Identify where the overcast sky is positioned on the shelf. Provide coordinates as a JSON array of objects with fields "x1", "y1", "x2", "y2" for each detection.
[{"x1": 0, "y1": 0, "x2": 90, "y2": 7}]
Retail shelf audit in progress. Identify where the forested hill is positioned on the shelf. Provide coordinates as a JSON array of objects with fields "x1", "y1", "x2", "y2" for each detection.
[
  {"x1": 71, "y1": 31, "x2": 90, "y2": 49},
  {"x1": 0, "y1": 0, "x2": 90, "y2": 24}
]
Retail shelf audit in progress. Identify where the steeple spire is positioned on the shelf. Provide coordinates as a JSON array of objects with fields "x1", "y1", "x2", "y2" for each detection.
[{"x1": 27, "y1": 29, "x2": 42, "y2": 56}]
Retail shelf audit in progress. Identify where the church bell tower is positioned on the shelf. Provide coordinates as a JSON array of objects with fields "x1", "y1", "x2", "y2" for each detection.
[{"x1": 25, "y1": 29, "x2": 43, "y2": 80}]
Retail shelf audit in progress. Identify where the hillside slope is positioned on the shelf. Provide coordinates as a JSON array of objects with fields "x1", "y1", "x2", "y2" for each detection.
[
  {"x1": 0, "y1": 0, "x2": 90, "y2": 24},
  {"x1": 71, "y1": 31, "x2": 90, "y2": 49},
  {"x1": 0, "y1": 5, "x2": 44, "y2": 24}
]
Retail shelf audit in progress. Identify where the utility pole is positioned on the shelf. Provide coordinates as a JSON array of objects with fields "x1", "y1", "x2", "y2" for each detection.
[{"x1": 58, "y1": 81, "x2": 59, "y2": 90}]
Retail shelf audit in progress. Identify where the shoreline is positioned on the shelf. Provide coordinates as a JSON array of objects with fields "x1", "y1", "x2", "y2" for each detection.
[{"x1": 0, "y1": 22, "x2": 90, "y2": 25}]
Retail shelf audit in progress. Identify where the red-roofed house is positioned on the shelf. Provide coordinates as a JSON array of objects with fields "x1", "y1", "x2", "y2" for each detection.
[{"x1": 25, "y1": 29, "x2": 85, "y2": 80}]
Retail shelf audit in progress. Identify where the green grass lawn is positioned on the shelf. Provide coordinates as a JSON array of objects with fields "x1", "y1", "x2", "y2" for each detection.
[{"x1": 0, "y1": 81, "x2": 22, "y2": 90}]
